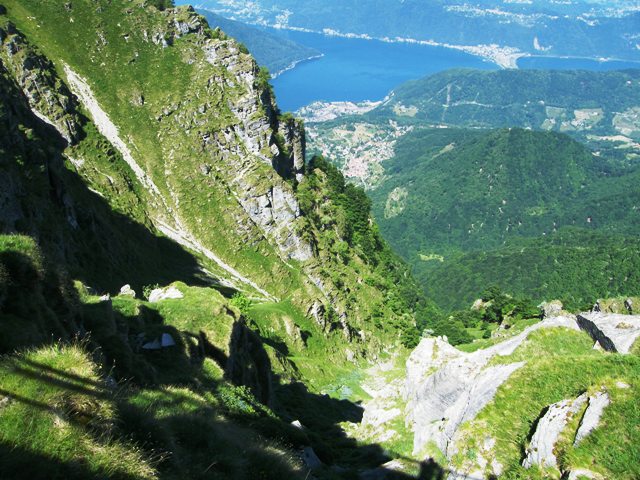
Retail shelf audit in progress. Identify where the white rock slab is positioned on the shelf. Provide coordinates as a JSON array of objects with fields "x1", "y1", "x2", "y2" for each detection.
[
  {"x1": 523, "y1": 394, "x2": 587, "y2": 469},
  {"x1": 574, "y1": 390, "x2": 610, "y2": 446},
  {"x1": 148, "y1": 286, "x2": 184, "y2": 303}
]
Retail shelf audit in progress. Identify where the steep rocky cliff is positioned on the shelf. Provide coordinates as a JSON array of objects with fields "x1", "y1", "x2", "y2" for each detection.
[
  {"x1": 0, "y1": 0, "x2": 417, "y2": 351},
  {"x1": 0, "y1": 2, "x2": 426, "y2": 478}
]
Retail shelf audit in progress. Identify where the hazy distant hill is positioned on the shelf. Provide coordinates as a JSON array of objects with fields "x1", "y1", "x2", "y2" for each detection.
[{"x1": 189, "y1": 0, "x2": 640, "y2": 64}]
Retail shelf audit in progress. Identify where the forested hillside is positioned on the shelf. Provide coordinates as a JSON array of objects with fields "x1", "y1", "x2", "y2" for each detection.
[
  {"x1": 369, "y1": 127, "x2": 640, "y2": 309},
  {"x1": 369, "y1": 68, "x2": 640, "y2": 163}
]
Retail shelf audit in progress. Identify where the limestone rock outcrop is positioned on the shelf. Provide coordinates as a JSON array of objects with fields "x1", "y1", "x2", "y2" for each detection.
[
  {"x1": 405, "y1": 316, "x2": 580, "y2": 457},
  {"x1": 522, "y1": 394, "x2": 587, "y2": 469},
  {"x1": 148, "y1": 285, "x2": 184, "y2": 303},
  {"x1": 0, "y1": 21, "x2": 83, "y2": 144},
  {"x1": 574, "y1": 390, "x2": 610, "y2": 446}
]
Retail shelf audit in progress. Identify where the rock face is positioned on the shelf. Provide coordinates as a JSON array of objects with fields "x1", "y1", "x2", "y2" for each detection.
[
  {"x1": 574, "y1": 390, "x2": 610, "y2": 446},
  {"x1": 522, "y1": 393, "x2": 587, "y2": 469},
  {"x1": 0, "y1": 21, "x2": 83, "y2": 144},
  {"x1": 577, "y1": 313, "x2": 640, "y2": 353},
  {"x1": 405, "y1": 316, "x2": 580, "y2": 457}
]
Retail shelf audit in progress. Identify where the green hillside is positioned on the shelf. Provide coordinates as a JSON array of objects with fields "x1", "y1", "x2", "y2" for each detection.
[
  {"x1": 369, "y1": 127, "x2": 640, "y2": 309},
  {"x1": 0, "y1": 1, "x2": 424, "y2": 478},
  {"x1": 1, "y1": 1, "x2": 640, "y2": 479}
]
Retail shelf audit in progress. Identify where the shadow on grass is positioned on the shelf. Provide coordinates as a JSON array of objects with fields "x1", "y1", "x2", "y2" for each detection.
[
  {"x1": 0, "y1": 440, "x2": 140, "y2": 480},
  {"x1": 0, "y1": 72, "x2": 452, "y2": 478},
  {"x1": 0, "y1": 305, "x2": 457, "y2": 479}
]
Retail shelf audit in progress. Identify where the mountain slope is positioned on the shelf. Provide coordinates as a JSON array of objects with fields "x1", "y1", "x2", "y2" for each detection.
[
  {"x1": 0, "y1": 0, "x2": 418, "y2": 342},
  {"x1": 0, "y1": 2, "x2": 427, "y2": 477},
  {"x1": 197, "y1": 9, "x2": 321, "y2": 76},
  {"x1": 368, "y1": 127, "x2": 640, "y2": 309}
]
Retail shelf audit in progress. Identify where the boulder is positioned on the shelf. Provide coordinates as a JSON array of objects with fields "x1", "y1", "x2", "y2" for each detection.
[
  {"x1": 539, "y1": 300, "x2": 563, "y2": 318},
  {"x1": 577, "y1": 313, "x2": 640, "y2": 353},
  {"x1": 301, "y1": 446, "x2": 322, "y2": 469},
  {"x1": 142, "y1": 333, "x2": 176, "y2": 350},
  {"x1": 161, "y1": 333, "x2": 176, "y2": 347},
  {"x1": 119, "y1": 284, "x2": 136, "y2": 297}
]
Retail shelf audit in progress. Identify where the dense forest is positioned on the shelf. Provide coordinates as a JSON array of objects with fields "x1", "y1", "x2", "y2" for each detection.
[{"x1": 369, "y1": 127, "x2": 640, "y2": 310}]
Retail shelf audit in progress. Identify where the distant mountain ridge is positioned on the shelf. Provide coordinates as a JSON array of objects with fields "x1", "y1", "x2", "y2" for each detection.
[{"x1": 187, "y1": 0, "x2": 640, "y2": 66}]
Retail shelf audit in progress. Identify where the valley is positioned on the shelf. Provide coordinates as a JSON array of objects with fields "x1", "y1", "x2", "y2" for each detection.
[{"x1": 1, "y1": 1, "x2": 640, "y2": 480}]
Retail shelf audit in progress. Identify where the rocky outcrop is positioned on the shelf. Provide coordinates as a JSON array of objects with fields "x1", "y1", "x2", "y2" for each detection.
[
  {"x1": 148, "y1": 285, "x2": 184, "y2": 303},
  {"x1": 540, "y1": 300, "x2": 564, "y2": 319},
  {"x1": 574, "y1": 390, "x2": 610, "y2": 446},
  {"x1": 405, "y1": 316, "x2": 580, "y2": 457},
  {"x1": 0, "y1": 21, "x2": 83, "y2": 144},
  {"x1": 144, "y1": 5, "x2": 206, "y2": 48},
  {"x1": 118, "y1": 285, "x2": 136, "y2": 297},
  {"x1": 281, "y1": 116, "x2": 306, "y2": 182},
  {"x1": 523, "y1": 394, "x2": 587, "y2": 469},
  {"x1": 577, "y1": 313, "x2": 640, "y2": 353},
  {"x1": 200, "y1": 34, "x2": 313, "y2": 263},
  {"x1": 564, "y1": 469, "x2": 603, "y2": 480}
]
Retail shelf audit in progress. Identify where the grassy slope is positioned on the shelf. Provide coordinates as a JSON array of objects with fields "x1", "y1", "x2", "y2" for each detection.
[
  {"x1": 0, "y1": 232, "x2": 416, "y2": 478},
  {"x1": 2, "y1": 0, "x2": 292, "y2": 295},
  {"x1": 1, "y1": 0, "x2": 421, "y2": 344},
  {"x1": 0, "y1": 2, "x2": 424, "y2": 476}
]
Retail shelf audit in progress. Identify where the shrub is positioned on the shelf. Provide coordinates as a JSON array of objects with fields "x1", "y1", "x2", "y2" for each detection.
[
  {"x1": 218, "y1": 384, "x2": 271, "y2": 418},
  {"x1": 147, "y1": 0, "x2": 174, "y2": 11},
  {"x1": 230, "y1": 292, "x2": 252, "y2": 315},
  {"x1": 142, "y1": 283, "x2": 160, "y2": 300}
]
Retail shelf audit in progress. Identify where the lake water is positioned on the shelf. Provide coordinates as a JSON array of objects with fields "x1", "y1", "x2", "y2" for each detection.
[
  {"x1": 267, "y1": 29, "x2": 496, "y2": 112},
  {"x1": 518, "y1": 56, "x2": 640, "y2": 71}
]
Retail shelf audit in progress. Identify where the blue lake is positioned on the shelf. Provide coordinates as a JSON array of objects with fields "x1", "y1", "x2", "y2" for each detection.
[{"x1": 266, "y1": 29, "x2": 496, "y2": 112}]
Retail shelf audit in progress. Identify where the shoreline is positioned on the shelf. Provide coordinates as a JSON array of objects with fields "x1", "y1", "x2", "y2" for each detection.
[
  {"x1": 260, "y1": 23, "x2": 526, "y2": 69},
  {"x1": 517, "y1": 53, "x2": 640, "y2": 67},
  {"x1": 270, "y1": 53, "x2": 325, "y2": 79}
]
